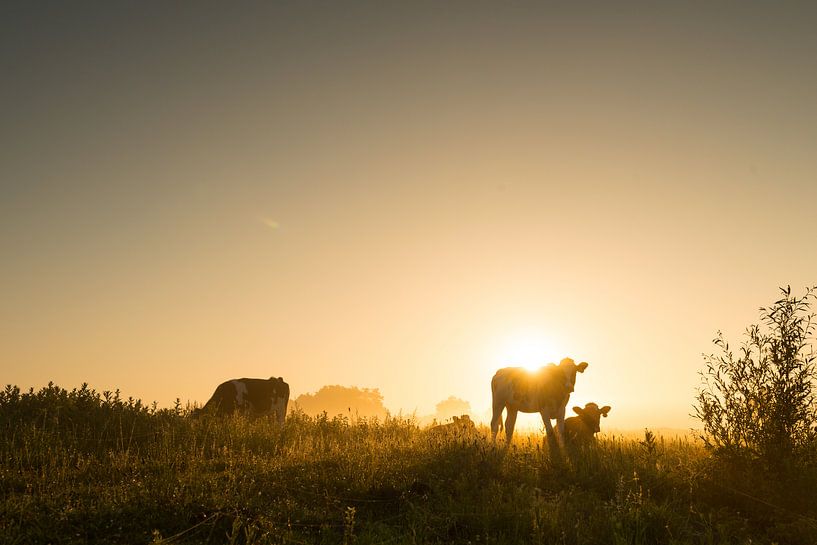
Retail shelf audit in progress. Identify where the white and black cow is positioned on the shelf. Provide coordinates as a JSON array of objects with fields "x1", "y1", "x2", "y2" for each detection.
[
  {"x1": 196, "y1": 377, "x2": 289, "y2": 423},
  {"x1": 490, "y1": 358, "x2": 588, "y2": 443}
]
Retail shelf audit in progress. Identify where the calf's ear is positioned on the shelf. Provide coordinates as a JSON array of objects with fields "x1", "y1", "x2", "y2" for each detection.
[
  {"x1": 572, "y1": 406, "x2": 583, "y2": 415},
  {"x1": 601, "y1": 406, "x2": 611, "y2": 417},
  {"x1": 577, "y1": 362, "x2": 589, "y2": 373}
]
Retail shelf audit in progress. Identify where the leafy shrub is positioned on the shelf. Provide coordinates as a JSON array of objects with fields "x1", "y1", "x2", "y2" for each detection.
[
  {"x1": 0, "y1": 382, "x2": 185, "y2": 459},
  {"x1": 695, "y1": 286, "x2": 817, "y2": 469}
]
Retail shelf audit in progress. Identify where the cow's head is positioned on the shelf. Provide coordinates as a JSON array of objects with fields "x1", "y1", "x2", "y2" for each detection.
[
  {"x1": 558, "y1": 358, "x2": 589, "y2": 393},
  {"x1": 269, "y1": 376, "x2": 289, "y2": 395},
  {"x1": 572, "y1": 402, "x2": 611, "y2": 433}
]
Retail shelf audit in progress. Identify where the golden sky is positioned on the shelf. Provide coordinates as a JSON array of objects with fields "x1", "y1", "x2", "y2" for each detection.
[{"x1": 2, "y1": 2, "x2": 816, "y2": 429}]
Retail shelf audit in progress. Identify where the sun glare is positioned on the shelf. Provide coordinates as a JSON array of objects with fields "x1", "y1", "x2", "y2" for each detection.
[{"x1": 495, "y1": 332, "x2": 565, "y2": 371}]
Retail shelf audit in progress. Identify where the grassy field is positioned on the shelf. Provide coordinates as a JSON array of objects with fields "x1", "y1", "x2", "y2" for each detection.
[{"x1": 2, "y1": 384, "x2": 817, "y2": 545}]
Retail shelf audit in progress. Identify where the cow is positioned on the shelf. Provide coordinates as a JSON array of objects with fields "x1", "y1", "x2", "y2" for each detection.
[
  {"x1": 427, "y1": 415, "x2": 477, "y2": 440},
  {"x1": 195, "y1": 377, "x2": 289, "y2": 423},
  {"x1": 564, "y1": 402, "x2": 611, "y2": 446},
  {"x1": 491, "y1": 358, "x2": 588, "y2": 443}
]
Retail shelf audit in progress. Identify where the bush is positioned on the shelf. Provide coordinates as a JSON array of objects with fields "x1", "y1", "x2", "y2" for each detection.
[{"x1": 695, "y1": 286, "x2": 817, "y2": 469}]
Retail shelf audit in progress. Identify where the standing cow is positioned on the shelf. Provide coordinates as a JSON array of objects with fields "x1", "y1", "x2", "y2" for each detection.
[
  {"x1": 196, "y1": 377, "x2": 289, "y2": 423},
  {"x1": 491, "y1": 358, "x2": 588, "y2": 443}
]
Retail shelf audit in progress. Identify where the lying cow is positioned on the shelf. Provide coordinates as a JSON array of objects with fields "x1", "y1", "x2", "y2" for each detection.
[
  {"x1": 427, "y1": 415, "x2": 477, "y2": 439},
  {"x1": 491, "y1": 358, "x2": 588, "y2": 443},
  {"x1": 564, "y1": 402, "x2": 611, "y2": 446},
  {"x1": 195, "y1": 377, "x2": 289, "y2": 423}
]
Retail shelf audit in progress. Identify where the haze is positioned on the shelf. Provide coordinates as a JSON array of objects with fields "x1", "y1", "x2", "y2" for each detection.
[{"x1": 2, "y1": 2, "x2": 816, "y2": 430}]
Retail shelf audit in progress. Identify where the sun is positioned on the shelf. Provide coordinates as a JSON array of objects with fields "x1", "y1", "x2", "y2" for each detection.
[{"x1": 495, "y1": 332, "x2": 565, "y2": 371}]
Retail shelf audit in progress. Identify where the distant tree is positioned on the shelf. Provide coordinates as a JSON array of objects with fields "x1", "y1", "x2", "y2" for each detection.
[
  {"x1": 434, "y1": 396, "x2": 472, "y2": 422},
  {"x1": 293, "y1": 385, "x2": 388, "y2": 419},
  {"x1": 695, "y1": 286, "x2": 817, "y2": 469}
]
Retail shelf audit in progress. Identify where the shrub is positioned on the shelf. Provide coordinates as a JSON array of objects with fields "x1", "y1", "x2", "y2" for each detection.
[{"x1": 694, "y1": 286, "x2": 817, "y2": 469}]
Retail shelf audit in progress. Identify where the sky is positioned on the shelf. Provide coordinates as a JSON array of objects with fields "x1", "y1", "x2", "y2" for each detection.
[{"x1": 2, "y1": 2, "x2": 816, "y2": 430}]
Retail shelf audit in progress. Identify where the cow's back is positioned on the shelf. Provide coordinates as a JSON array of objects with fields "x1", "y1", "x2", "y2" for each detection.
[
  {"x1": 200, "y1": 376, "x2": 289, "y2": 419},
  {"x1": 492, "y1": 366, "x2": 567, "y2": 413},
  {"x1": 202, "y1": 380, "x2": 240, "y2": 414},
  {"x1": 491, "y1": 367, "x2": 529, "y2": 399}
]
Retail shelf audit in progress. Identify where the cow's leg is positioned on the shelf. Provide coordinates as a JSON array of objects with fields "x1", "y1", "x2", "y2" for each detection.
[
  {"x1": 542, "y1": 410, "x2": 566, "y2": 464},
  {"x1": 279, "y1": 398, "x2": 288, "y2": 425},
  {"x1": 273, "y1": 398, "x2": 287, "y2": 425},
  {"x1": 504, "y1": 409, "x2": 519, "y2": 443},
  {"x1": 555, "y1": 405, "x2": 567, "y2": 443},
  {"x1": 491, "y1": 403, "x2": 504, "y2": 441},
  {"x1": 540, "y1": 409, "x2": 556, "y2": 440}
]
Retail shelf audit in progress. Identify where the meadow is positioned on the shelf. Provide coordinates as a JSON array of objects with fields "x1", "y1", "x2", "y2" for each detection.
[{"x1": 2, "y1": 383, "x2": 817, "y2": 545}]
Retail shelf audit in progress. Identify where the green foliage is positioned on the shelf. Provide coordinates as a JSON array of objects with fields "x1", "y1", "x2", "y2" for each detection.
[
  {"x1": 2, "y1": 383, "x2": 817, "y2": 544},
  {"x1": 695, "y1": 286, "x2": 817, "y2": 468}
]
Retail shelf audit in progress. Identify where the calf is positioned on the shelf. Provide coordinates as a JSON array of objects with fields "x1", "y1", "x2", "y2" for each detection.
[
  {"x1": 564, "y1": 402, "x2": 611, "y2": 446},
  {"x1": 427, "y1": 415, "x2": 477, "y2": 439},
  {"x1": 196, "y1": 377, "x2": 289, "y2": 423},
  {"x1": 491, "y1": 357, "x2": 588, "y2": 443}
]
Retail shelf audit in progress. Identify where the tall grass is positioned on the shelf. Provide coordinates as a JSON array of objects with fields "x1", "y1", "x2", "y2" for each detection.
[{"x1": 2, "y1": 384, "x2": 816, "y2": 544}]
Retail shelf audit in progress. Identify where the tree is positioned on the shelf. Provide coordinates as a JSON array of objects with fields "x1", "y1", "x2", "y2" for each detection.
[
  {"x1": 695, "y1": 286, "x2": 817, "y2": 469},
  {"x1": 434, "y1": 396, "x2": 472, "y2": 422},
  {"x1": 293, "y1": 385, "x2": 388, "y2": 419}
]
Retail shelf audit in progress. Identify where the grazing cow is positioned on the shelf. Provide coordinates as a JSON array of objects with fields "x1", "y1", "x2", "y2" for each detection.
[
  {"x1": 491, "y1": 358, "x2": 588, "y2": 443},
  {"x1": 196, "y1": 377, "x2": 289, "y2": 423},
  {"x1": 564, "y1": 402, "x2": 611, "y2": 446},
  {"x1": 427, "y1": 415, "x2": 477, "y2": 439}
]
